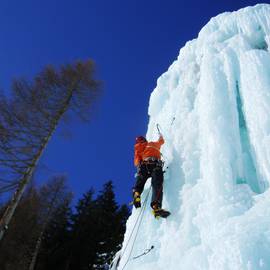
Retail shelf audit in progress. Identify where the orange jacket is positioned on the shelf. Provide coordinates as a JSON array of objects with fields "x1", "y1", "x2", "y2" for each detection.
[{"x1": 134, "y1": 136, "x2": 164, "y2": 166}]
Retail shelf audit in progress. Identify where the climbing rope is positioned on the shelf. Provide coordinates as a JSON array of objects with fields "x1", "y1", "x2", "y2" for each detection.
[{"x1": 119, "y1": 187, "x2": 151, "y2": 270}]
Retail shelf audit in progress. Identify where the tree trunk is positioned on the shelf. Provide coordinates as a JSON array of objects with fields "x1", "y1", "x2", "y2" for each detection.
[{"x1": 0, "y1": 88, "x2": 73, "y2": 241}]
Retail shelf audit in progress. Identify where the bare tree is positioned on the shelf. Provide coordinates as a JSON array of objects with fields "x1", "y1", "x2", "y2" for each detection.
[
  {"x1": 29, "y1": 176, "x2": 72, "y2": 270},
  {"x1": 0, "y1": 176, "x2": 72, "y2": 270},
  {"x1": 0, "y1": 185, "x2": 41, "y2": 270},
  {"x1": 0, "y1": 60, "x2": 100, "y2": 240}
]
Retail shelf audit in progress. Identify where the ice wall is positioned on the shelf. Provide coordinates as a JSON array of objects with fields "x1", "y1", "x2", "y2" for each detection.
[{"x1": 115, "y1": 4, "x2": 270, "y2": 270}]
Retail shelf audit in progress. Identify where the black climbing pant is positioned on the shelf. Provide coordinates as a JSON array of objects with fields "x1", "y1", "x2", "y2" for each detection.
[{"x1": 133, "y1": 161, "x2": 164, "y2": 208}]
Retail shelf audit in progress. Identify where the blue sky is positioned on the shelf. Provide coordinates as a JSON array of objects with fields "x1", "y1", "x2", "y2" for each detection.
[{"x1": 0, "y1": 0, "x2": 266, "y2": 204}]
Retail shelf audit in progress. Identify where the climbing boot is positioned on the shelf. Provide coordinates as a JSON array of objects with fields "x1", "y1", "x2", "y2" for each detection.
[
  {"x1": 152, "y1": 204, "x2": 170, "y2": 219},
  {"x1": 133, "y1": 191, "x2": 141, "y2": 208}
]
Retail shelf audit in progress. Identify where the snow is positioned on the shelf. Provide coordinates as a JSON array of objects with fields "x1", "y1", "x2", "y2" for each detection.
[{"x1": 114, "y1": 4, "x2": 270, "y2": 270}]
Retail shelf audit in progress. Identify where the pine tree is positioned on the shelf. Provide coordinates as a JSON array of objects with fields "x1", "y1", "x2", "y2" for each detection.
[
  {"x1": 66, "y1": 182, "x2": 130, "y2": 270},
  {"x1": 1, "y1": 180, "x2": 130, "y2": 270},
  {"x1": 92, "y1": 181, "x2": 129, "y2": 269},
  {"x1": 66, "y1": 189, "x2": 98, "y2": 270}
]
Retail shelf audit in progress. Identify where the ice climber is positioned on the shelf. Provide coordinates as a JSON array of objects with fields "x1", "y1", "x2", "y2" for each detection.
[{"x1": 133, "y1": 135, "x2": 170, "y2": 218}]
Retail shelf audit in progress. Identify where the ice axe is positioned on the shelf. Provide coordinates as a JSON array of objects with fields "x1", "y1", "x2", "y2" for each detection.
[
  {"x1": 156, "y1": 117, "x2": 175, "y2": 136},
  {"x1": 156, "y1": 123, "x2": 162, "y2": 136}
]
